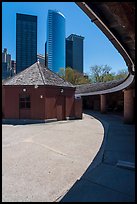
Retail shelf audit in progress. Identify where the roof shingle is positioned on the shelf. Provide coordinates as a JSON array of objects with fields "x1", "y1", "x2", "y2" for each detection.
[
  {"x1": 75, "y1": 78, "x2": 126, "y2": 94},
  {"x1": 2, "y1": 62, "x2": 74, "y2": 87}
]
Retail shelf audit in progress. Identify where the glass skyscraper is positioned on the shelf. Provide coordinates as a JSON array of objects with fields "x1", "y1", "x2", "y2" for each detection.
[
  {"x1": 2, "y1": 48, "x2": 12, "y2": 79},
  {"x1": 46, "y1": 10, "x2": 65, "y2": 73},
  {"x1": 66, "y1": 34, "x2": 84, "y2": 73},
  {"x1": 16, "y1": 13, "x2": 37, "y2": 73}
]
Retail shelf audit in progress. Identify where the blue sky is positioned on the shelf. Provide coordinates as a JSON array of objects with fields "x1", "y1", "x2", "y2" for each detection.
[{"x1": 2, "y1": 2, "x2": 127, "y2": 74}]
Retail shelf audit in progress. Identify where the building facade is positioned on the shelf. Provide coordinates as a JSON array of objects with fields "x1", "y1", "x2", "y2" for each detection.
[
  {"x1": 46, "y1": 10, "x2": 66, "y2": 73},
  {"x1": 37, "y1": 54, "x2": 45, "y2": 66},
  {"x1": 66, "y1": 34, "x2": 84, "y2": 73},
  {"x1": 2, "y1": 48, "x2": 12, "y2": 79},
  {"x1": 2, "y1": 62, "x2": 10, "y2": 80},
  {"x1": 2, "y1": 62, "x2": 82, "y2": 121},
  {"x1": 11, "y1": 60, "x2": 16, "y2": 76},
  {"x1": 16, "y1": 13, "x2": 37, "y2": 73},
  {"x1": 2, "y1": 48, "x2": 11, "y2": 69}
]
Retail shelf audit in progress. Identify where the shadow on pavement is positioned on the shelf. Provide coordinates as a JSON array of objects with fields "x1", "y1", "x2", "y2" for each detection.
[
  {"x1": 60, "y1": 110, "x2": 135, "y2": 202},
  {"x1": 2, "y1": 118, "x2": 58, "y2": 126}
]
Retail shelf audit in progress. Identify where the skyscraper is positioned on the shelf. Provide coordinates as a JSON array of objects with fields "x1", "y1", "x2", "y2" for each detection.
[
  {"x1": 2, "y1": 48, "x2": 11, "y2": 69},
  {"x1": 46, "y1": 10, "x2": 65, "y2": 73},
  {"x1": 16, "y1": 13, "x2": 37, "y2": 73},
  {"x1": 37, "y1": 54, "x2": 45, "y2": 66},
  {"x1": 2, "y1": 48, "x2": 12, "y2": 79},
  {"x1": 66, "y1": 34, "x2": 84, "y2": 73},
  {"x1": 11, "y1": 60, "x2": 16, "y2": 76}
]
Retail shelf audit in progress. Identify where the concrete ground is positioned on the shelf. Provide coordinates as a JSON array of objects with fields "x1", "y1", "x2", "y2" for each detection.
[
  {"x1": 2, "y1": 113, "x2": 104, "y2": 202},
  {"x1": 60, "y1": 111, "x2": 135, "y2": 202}
]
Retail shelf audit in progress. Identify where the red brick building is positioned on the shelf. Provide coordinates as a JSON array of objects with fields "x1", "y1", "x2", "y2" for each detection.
[
  {"x1": 2, "y1": 62, "x2": 81, "y2": 121},
  {"x1": 75, "y1": 77, "x2": 135, "y2": 124}
]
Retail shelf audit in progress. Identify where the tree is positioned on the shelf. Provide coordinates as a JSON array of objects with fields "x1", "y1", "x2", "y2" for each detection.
[
  {"x1": 59, "y1": 66, "x2": 128, "y2": 84},
  {"x1": 89, "y1": 65, "x2": 128, "y2": 82},
  {"x1": 58, "y1": 67, "x2": 65, "y2": 78},
  {"x1": 65, "y1": 67, "x2": 75, "y2": 83},
  {"x1": 90, "y1": 65, "x2": 114, "y2": 82},
  {"x1": 58, "y1": 67, "x2": 91, "y2": 85},
  {"x1": 114, "y1": 69, "x2": 128, "y2": 80},
  {"x1": 103, "y1": 72, "x2": 115, "y2": 82}
]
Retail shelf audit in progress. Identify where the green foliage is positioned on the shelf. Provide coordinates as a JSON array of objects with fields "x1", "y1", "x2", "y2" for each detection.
[
  {"x1": 58, "y1": 66, "x2": 128, "y2": 84},
  {"x1": 58, "y1": 67, "x2": 91, "y2": 85},
  {"x1": 65, "y1": 67, "x2": 75, "y2": 83},
  {"x1": 103, "y1": 73, "x2": 115, "y2": 82},
  {"x1": 114, "y1": 69, "x2": 128, "y2": 80},
  {"x1": 58, "y1": 67, "x2": 65, "y2": 78},
  {"x1": 89, "y1": 65, "x2": 128, "y2": 82},
  {"x1": 90, "y1": 65, "x2": 113, "y2": 82}
]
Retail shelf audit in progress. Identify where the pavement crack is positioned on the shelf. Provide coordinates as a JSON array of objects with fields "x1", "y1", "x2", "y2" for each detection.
[{"x1": 23, "y1": 140, "x2": 67, "y2": 157}]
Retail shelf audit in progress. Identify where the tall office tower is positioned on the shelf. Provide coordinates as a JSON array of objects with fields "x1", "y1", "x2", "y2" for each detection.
[
  {"x1": 11, "y1": 60, "x2": 16, "y2": 76},
  {"x1": 66, "y1": 34, "x2": 84, "y2": 73},
  {"x1": 45, "y1": 42, "x2": 48, "y2": 67},
  {"x1": 16, "y1": 13, "x2": 37, "y2": 73},
  {"x1": 46, "y1": 10, "x2": 65, "y2": 73},
  {"x1": 2, "y1": 62, "x2": 9, "y2": 80},
  {"x1": 37, "y1": 54, "x2": 45, "y2": 65},
  {"x1": 2, "y1": 48, "x2": 11, "y2": 69},
  {"x1": 2, "y1": 48, "x2": 12, "y2": 79}
]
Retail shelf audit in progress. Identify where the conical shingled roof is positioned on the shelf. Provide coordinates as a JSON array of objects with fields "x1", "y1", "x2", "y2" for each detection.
[{"x1": 3, "y1": 62, "x2": 74, "y2": 87}]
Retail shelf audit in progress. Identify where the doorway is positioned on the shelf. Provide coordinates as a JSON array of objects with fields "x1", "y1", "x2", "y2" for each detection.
[
  {"x1": 56, "y1": 96, "x2": 66, "y2": 120},
  {"x1": 19, "y1": 94, "x2": 31, "y2": 119}
]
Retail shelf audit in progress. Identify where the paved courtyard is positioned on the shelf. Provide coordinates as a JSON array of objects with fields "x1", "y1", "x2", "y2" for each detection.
[{"x1": 2, "y1": 113, "x2": 104, "y2": 202}]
